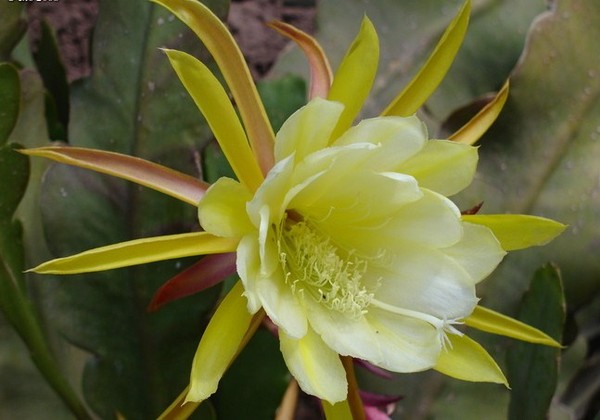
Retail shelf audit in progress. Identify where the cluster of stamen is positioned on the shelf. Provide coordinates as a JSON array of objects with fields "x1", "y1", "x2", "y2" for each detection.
[{"x1": 277, "y1": 216, "x2": 373, "y2": 318}]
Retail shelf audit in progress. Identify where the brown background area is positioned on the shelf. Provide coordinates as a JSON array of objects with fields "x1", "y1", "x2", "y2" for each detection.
[{"x1": 25, "y1": 0, "x2": 316, "y2": 81}]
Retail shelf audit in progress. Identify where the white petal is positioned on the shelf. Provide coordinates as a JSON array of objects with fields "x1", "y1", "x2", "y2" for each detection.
[
  {"x1": 367, "y1": 244, "x2": 477, "y2": 320},
  {"x1": 397, "y1": 140, "x2": 477, "y2": 197},
  {"x1": 321, "y1": 171, "x2": 423, "y2": 223},
  {"x1": 257, "y1": 205, "x2": 279, "y2": 276},
  {"x1": 236, "y1": 234, "x2": 263, "y2": 313},
  {"x1": 304, "y1": 298, "x2": 383, "y2": 364},
  {"x1": 279, "y1": 327, "x2": 347, "y2": 404},
  {"x1": 365, "y1": 307, "x2": 441, "y2": 372},
  {"x1": 305, "y1": 298, "x2": 440, "y2": 373},
  {"x1": 247, "y1": 155, "x2": 295, "y2": 227},
  {"x1": 275, "y1": 98, "x2": 344, "y2": 162},
  {"x1": 334, "y1": 115, "x2": 427, "y2": 170},
  {"x1": 444, "y1": 222, "x2": 506, "y2": 284},
  {"x1": 317, "y1": 188, "x2": 462, "y2": 256},
  {"x1": 291, "y1": 151, "x2": 423, "y2": 227},
  {"x1": 288, "y1": 143, "x2": 378, "y2": 210},
  {"x1": 378, "y1": 188, "x2": 463, "y2": 248},
  {"x1": 256, "y1": 265, "x2": 308, "y2": 339}
]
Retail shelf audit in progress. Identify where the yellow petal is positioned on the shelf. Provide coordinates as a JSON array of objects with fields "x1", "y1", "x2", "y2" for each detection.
[
  {"x1": 465, "y1": 305, "x2": 561, "y2": 347},
  {"x1": 462, "y1": 214, "x2": 566, "y2": 251},
  {"x1": 186, "y1": 281, "x2": 254, "y2": 402},
  {"x1": 165, "y1": 49, "x2": 263, "y2": 192},
  {"x1": 20, "y1": 146, "x2": 207, "y2": 206},
  {"x1": 381, "y1": 0, "x2": 471, "y2": 117},
  {"x1": 268, "y1": 21, "x2": 333, "y2": 99},
  {"x1": 197, "y1": 177, "x2": 254, "y2": 238},
  {"x1": 434, "y1": 334, "x2": 508, "y2": 386},
  {"x1": 327, "y1": 16, "x2": 379, "y2": 141},
  {"x1": 29, "y1": 232, "x2": 238, "y2": 274},
  {"x1": 449, "y1": 80, "x2": 509, "y2": 145},
  {"x1": 153, "y1": 0, "x2": 275, "y2": 174}
]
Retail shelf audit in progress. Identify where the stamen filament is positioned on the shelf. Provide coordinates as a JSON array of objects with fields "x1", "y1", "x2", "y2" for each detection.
[{"x1": 370, "y1": 298, "x2": 445, "y2": 329}]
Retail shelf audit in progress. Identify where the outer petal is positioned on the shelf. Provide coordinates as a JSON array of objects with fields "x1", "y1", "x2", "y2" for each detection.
[
  {"x1": 434, "y1": 334, "x2": 508, "y2": 386},
  {"x1": 462, "y1": 214, "x2": 566, "y2": 251},
  {"x1": 186, "y1": 281, "x2": 254, "y2": 402},
  {"x1": 443, "y1": 222, "x2": 506, "y2": 284},
  {"x1": 30, "y1": 232, "x2": 238, "y2": 274},
  {"x1": 197, "y1": 177, "x2": 254, "y2": 238},
  {"x1": 275, "y1": 98, "x2": 344, "y2": 163},
  {"x1": 280, "y1": 327, "x2": 347, "y2": 404},
  {"x1": 396, "y1": 140, "x2": 478, "y2": 196}
]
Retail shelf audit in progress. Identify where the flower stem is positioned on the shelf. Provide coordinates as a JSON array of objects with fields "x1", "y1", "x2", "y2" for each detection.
[{"x1": 341, "y1": 356, "x2": 365, "y2": 420}]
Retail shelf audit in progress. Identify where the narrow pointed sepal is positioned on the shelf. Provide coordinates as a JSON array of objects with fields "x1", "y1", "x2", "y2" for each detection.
[
  {"x1": 462, "y1": 214, "x2": 566, "y2": 251},
  {"x1": 465, "y1": 305, "x2": 561, "y2": 347},
  {"x1": 327, "y1": 16, "x2": 379, "y2": 141},
  {"x1": 268, "y1": 21, "x2": 333, "y2": 99},
  {"x1": 186, "y1": 281, "x2": 256, "y2": 402},
  {"x1": 165, "y1": 49, "x2": 264, "y2": 192},
  {"x1": 434, "y1": 334, "x2": 508, "y2": 386},
  {"x1": 148, "y1": 253, "x2": 236, "y2": 311},
  {"x1": 157, "y1": 386, "x2": 199, "y2": 420},
  {"x1": 29, "y1": 232, "x2": 238, "y2": 274},
  {"x1": 449, "y1": 81, "x2": 509, "y2": 145},
  {"x1": 20, "y1": 146, "x2": 208, "y2": 206},
  {"x1": 153, "y1": 0, "x2": 275, "y2": 174},
  {"x1": 381, "y1": 0, "x2": 471, "y2": 117}
]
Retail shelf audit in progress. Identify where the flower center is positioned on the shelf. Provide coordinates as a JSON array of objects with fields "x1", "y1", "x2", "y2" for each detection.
[{"x1": 277, "y1": 216, "x2": 374, "y2": 318}]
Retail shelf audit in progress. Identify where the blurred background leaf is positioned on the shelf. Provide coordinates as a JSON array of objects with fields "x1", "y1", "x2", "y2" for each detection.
[
  {"x1": 507, "y1": 264, "x2": 565, "y2": 420},
  {"x1": 1, "y1": 61, "x2": 88, "y2": 417},
  {"x1": 32, "y1": 21, "x2": 69, "y2": 141},
  {"x1": 0, "y1": 2, "x2": 26, "y2": 60}
]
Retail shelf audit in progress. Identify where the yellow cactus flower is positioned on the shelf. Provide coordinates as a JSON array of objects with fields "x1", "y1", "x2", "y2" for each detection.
[
  {"x1": 199, "y1": 96, "x2": 505, "y2": 404},
  {"x1": 22, "y1": 0, "x2": 566, "y2": 418}
]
